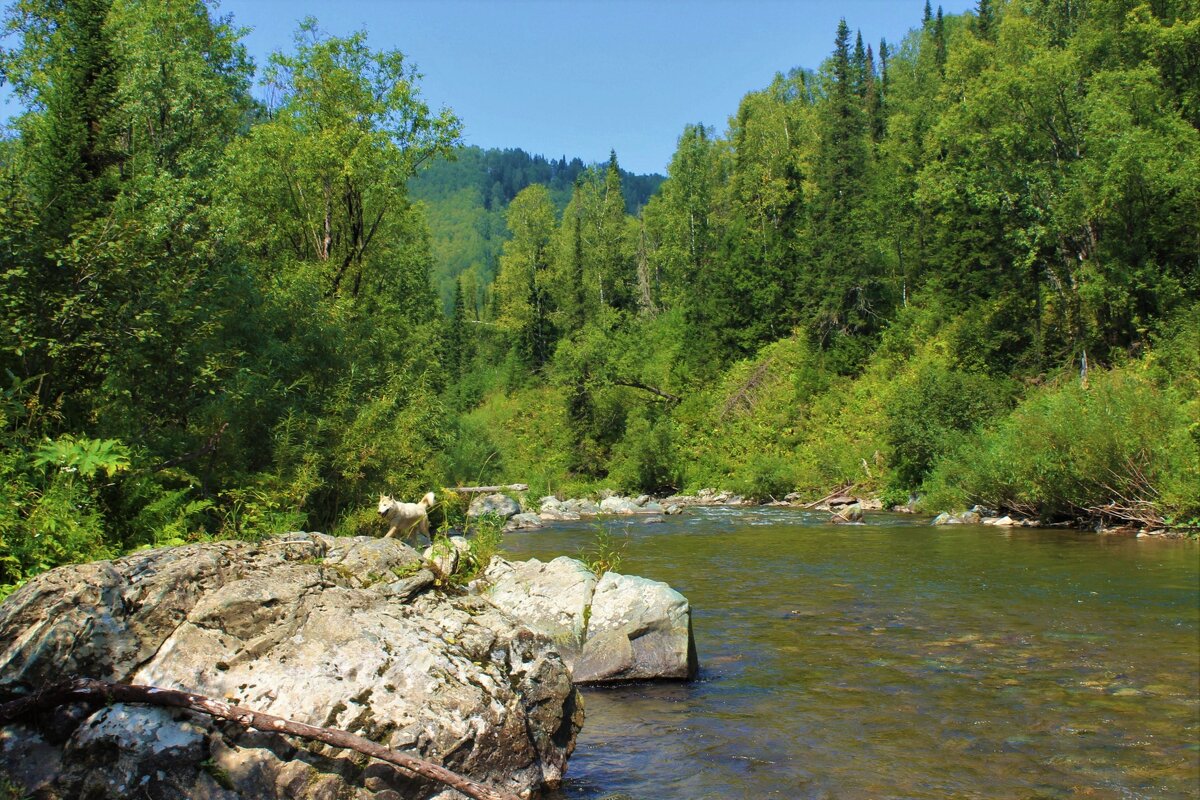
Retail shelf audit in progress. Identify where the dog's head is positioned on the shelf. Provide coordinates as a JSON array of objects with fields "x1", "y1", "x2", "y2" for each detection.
[{"x1": 378, "y1": 495, "x2": 396, "y2": 517}]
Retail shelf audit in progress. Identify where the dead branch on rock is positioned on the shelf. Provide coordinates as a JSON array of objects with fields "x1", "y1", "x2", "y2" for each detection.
[{"x1": 0, "y1": 678, "x2": 521, "y2": 800}]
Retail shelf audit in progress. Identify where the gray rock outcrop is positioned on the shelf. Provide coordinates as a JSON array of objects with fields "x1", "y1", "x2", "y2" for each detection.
[
  {"x1": 422, "y1": 534, "x2": 471, "y2": 574},
  {"x1": 0, "y1": 534, "x2": 582, "y2": 800},
  {"x1": 478, "y1": 557, "x2": 698, "y2": 685}
]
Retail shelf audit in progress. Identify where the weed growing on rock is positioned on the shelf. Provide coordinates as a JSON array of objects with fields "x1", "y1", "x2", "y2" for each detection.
[{"x1": 581, "y1": 525, "x2": 627, "y2": 578}]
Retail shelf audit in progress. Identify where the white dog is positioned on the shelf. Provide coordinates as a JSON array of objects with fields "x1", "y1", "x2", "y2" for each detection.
[{"x1": 377, "y1": 492, "x2": 436, "y2": 542}]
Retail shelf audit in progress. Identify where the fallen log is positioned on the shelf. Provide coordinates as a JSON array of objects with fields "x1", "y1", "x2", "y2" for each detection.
[
  {"x1": 449, "y1": 484, "x2": 529, "y2": 494},
  {"x1": 0, "y1": 678, "x2": 521, "y2": 800}
]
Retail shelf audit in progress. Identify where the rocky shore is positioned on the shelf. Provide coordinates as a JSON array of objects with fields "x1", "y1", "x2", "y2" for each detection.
[
  {"x1": 0, "y1": 525, "x2": 701, "y2": 799},
  {"x1": 471, "y1": 486, "x2": 1191, "y2": 537},
  {"x1": 466, "y1": 488, "x2": 754, "y2": 532}
]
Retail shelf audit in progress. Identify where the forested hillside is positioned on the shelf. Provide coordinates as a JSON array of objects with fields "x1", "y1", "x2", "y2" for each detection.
[
  {"x1": 0, "y1": 0, "x2": 1197, "y2": 596},
  {"x1": 450, "y1": 0, "x2": 1200, "y2": 525},
  {"x1": 408, "y1": 146, "x2": 663, "y2": 312}
]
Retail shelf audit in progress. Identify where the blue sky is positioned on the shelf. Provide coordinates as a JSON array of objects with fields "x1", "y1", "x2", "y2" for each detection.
[{"x1": 3, "y1": 0, "x2": 978, "y2": 175}]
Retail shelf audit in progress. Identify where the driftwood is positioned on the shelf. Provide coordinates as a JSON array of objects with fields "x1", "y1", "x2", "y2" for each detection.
[
  {"x1": 0, "y1": 678, "x2": 521, "y2": 800},
  {"x1": 801, "y1": 484, "x2": 855, "y2": 510},
  {"x1": 449, "y1": 484, "x2": 529, "y2": 494}
]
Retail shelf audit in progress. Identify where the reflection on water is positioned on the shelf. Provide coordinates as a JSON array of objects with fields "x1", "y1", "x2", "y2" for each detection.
[{"x1": 501, "y1": 508, "x2": 1200, "y2": 800}]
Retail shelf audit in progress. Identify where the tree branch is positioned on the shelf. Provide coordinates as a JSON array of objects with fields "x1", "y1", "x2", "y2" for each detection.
[
  {"x1": 612, "y1": 379, "x2": 681, "y2": 404},
  {"x1": 0, "y1": 679, "x2": 521, "y2": 800}
]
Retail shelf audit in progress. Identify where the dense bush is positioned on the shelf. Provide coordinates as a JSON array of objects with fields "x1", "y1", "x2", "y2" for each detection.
[
  {"x1": 607, "y1": 409, "x2": 679, "y2": 495},
  {"x1": 923, "y1": 368, "x2": 1200, "y2": 525},
  {"x1": 883, "y1": 361, "x2": 1011, "y2": 491}
]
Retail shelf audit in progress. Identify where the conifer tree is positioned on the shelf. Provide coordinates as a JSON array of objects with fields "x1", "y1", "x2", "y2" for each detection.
[
  {"x1": 568, "y1": 180, "x2": 588, "y2": 330},
  {"x1": 852, "y1": 31, "x2": 868, "y2": 100},
  {"x1": 809, "y1": 18, "x2": 884, "y2": 360},
  {"x1": 975, "y1": 0, "x2": 996, "y2": 41},
  {"x1": 934, "y1": 6, "x2": 947, "y2": 75},
  {"x1": 865, "y1": 43, "x2": 884, "y2": 142},
  {"x1": 599, "y1": 150, "x2": 633, "y2": 310},
  {"x1": 445, "y1": 278, "x2": 469, "y2": 382}
]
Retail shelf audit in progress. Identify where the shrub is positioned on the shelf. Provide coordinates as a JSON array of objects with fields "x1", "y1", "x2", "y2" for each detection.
[
  {"x1": 607, "y1": 410, "x2": 679, "y2": 495},
  {"x1": 730, "y1": 452, "x2": 796, "y2": 501},
  {"x1": 883, "y1": 362, "x2": 1011, "y2": 491},
  {"x1": 924, "y1": 367, "x2": 1200, "y2": 525}
]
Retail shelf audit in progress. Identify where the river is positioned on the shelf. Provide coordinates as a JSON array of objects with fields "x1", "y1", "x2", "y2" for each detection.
[{"x1": 499, "y1": 507, "x2": 1200, "y2": 800}]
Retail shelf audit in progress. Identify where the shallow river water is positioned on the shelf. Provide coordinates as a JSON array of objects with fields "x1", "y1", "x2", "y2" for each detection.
[{"x1": 499, "y1": 507, "x2": 1200, "y2": 800}]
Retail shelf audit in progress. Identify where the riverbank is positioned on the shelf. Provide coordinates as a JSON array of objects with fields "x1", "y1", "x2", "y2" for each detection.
[{"x1": 462, "y1": 485, "x2": 1198, "y2": 540}]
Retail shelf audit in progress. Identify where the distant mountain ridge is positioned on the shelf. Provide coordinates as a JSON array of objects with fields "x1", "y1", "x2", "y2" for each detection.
[{"x1": 410, "y1": 145, "x2": 664, "y2": 312}]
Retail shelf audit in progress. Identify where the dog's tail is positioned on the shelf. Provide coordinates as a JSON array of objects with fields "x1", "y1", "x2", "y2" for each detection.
[{"x1": 420, "y1": 491, "x2": 436, "y2": 509}]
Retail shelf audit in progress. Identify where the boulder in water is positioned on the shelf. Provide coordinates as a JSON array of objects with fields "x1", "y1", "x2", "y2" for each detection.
[
  {"x1": 506, "y1": 512, "x2": 545, "y2": 531},
  {"x1": 599, "y1": 496, "x2": 642, "y2": 515},
  {"x1": 467, "y1": 492, "x2": 523, "y2": 521},
  {"x1": 831, "y1": 503, "x2": 864, "y2": 524},
  {"x1": 478, "y1": 557, "x2": 698, "y2": 685},
  {"x1": 574, "y1": 572, "x2": 698, "y2": 684}
]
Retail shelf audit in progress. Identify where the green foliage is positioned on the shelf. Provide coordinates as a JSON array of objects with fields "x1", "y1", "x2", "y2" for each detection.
[
  {"x1": 0, "y1": 432, "x2": 123, "y2": 594},
  {"x1": 0, "y1": 0, "x2": 1196, "y2": 594},
  {"x1": 460, "y1": 512, "x2": 505, "y2": 583},
  {"x1": 924, "y1": 368, "x2": 1200, "y2": 524},
  {"x1": 606, "y1": 409, "x2": 678, "y2": 495},
  {"x1": 883, "y1": 360, "x2": 1011, "y2": 491},
  {"x1": 32, "y1": 435, "x2": 130, "y2": 478},
  {"x1": 579, "y1": 525, "x2": 627, "y2": 578}
]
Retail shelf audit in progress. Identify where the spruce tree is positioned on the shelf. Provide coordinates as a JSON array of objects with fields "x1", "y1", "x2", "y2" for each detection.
[
  {"x1": 600, "y1": 150, "x2": 632, "y2": 310},
  {"x1": 446, "y1": 278, "x2": 469, "y2": 382},
  {"x1": 852, "y1": 31, "x2": 868, "y2": 100},
  {"x1": 934, "y1": 6, "x2": 947, "y2": 75},
  {"x1": 975, "y1": 0, "x2": 996, "y2": 41},
  {"x1": 865, "y1": 43, "x2": 884, "y2": 142},
  {"x1": 809, "y1": 18, "x2": 881, "y2": 359}
]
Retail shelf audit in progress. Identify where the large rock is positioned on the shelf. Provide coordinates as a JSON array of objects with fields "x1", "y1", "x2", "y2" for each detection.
[
  {"x1": 932, "y1": 510, "x2": 982, "y2": 526},
  {"x1": 422, "y1": 534, "x2": 471, "y2": 574},
  {"x1": 481, "y1": 557, "x2": 598, "y2": 655},
  {"x1": 598, "y1": 496, "x2": 642, "y2": 515},
  {"x1": 560, "y1": 499, "x2": 601, "y2": 516},
  {"x1": 467, "y1": 493, "x2": 522, "y2": 521},
  {"x1": 831, "y1": 503, "x2": 864, "y2": 524},
  {"x1": 506, "y1": 512, "x2": 545, "y2": 531},
  {"x1": 0, "y1": 534, "x2": 582, "y2": 800},
  {"x1": 478, "y1": 557, "x2": 698, "y2": 685},
  {"x1": 539, "y1": 508, "x2": 582, "y2": 522},
  {"x1": 575, "y1": 573, "x2": 698, "y2": 684}
]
